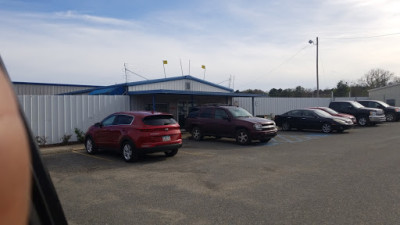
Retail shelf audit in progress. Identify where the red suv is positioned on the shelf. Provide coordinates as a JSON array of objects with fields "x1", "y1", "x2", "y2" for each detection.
[
  {"x1": 85, "y1": 111, "x2": 182, "y2": 162},
  {"x1": 185, "y1": 105, "x2": 278, "y2": 145}
]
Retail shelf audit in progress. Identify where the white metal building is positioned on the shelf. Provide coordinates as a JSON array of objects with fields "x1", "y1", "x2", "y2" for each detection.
[
  {"x1": 84, "y1": 75, "x2": 258, "y2": 125},
  {"x1": 368, "y1": 83, "x2": 400, "y2": 106},
  {"x1": 13, "y1": 81, "x2": 102, "y2": 95}
]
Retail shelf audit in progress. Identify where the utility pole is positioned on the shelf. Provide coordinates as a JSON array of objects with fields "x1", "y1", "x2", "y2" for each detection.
[
  {"x1": 180, "y1": 59, "x2": 184, "y2": 76},
  {"x1": 316, "y1": 37, "x2": 319, "y2": 98},
  {"x1": 309, "y1": 37, "x2": 319, "y2": 97},
  {"x1": 124, "y1": 63, "x2": 128, "y2": 83}
]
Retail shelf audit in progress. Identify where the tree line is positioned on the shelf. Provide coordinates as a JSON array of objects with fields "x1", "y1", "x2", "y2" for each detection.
[{"x1": 238, "y1": 68, "x2": 400, "y2": 97}]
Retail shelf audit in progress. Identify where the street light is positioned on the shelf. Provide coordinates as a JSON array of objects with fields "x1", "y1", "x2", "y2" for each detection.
[{"x1": 309, "y1": 37, "x2": 319, "y2": 97}]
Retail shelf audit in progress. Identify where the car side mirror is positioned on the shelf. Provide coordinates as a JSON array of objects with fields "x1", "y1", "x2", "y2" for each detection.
[
  {"x1": 95, "y1": 122, "x2": 102, "y2": 128},
  {"x1": 224, "y1": 116, "x2": 231, "y2": 121}
]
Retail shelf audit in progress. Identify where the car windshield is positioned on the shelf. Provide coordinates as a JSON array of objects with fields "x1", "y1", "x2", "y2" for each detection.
[
  {"x1": 321, "y1": 107, "x2": 338, "y2": 114},
  {"x1": 143, "y1": 115, "x2": 177, "y2": 125},
  {"x1": 313, "y1": 109, "x2": 333, "y2": 118},
  {"x1": 377, "y1": 101, "x2": 390, "y2": 107},
  {"x1": 227, "y1": 107, "x2": 253, "y2": 118},
  {"x1": 350, "y1": 101, "x2": 365, "y2": 108}
]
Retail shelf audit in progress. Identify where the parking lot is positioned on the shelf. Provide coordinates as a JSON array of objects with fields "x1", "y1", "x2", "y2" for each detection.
[{"x1": 43, "y1": 122, "x2": 400, "y2": 225}]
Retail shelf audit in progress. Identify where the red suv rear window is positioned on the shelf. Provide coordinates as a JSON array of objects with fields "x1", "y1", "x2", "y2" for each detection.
[{"x1": 143, "y1": 115, "x2": 177, "y2": 126}]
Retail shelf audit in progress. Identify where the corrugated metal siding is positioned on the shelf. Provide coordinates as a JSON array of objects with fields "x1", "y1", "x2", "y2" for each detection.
[
  {"x1": 332, "y1": 97, "x2": 369, "y2": 101},
  {"x1": 130, "y1": 96, "x2": 149, "y2": 111},
  {"x1": 369, "y1": 85, "x2": 400, "y2": 106},
  {"x1": 17, "y1": 95, "x2": 130, "y2": 144},
  {"x1": 13, "y1": 84, "x2": 96, "y2": 95},
  {"x1": 233, "y1": 97, "x2": 369, "y2": 117},
  {"x1": 129, "y1": 79, "x2": 230, "y2": 93}
]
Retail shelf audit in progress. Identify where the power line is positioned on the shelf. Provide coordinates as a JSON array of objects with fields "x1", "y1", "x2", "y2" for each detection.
[
  {"x1": 324, "y1": 32, "x2": 400, "y2": 40},
  {"x1": 124, "y1": 67, "x2": 148, "y2": 81},
  {"x1": 237, "y1": 44, "x2": 311, "y2": 90}
]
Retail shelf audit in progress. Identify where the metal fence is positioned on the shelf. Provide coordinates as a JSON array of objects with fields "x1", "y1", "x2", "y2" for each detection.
[
  {"x1": 233, "y1": 96, "x2": 369, "y2": 117},
  {"x1": 17, "y1": 95, "x2": 130, "y2": 144},
  {"x1": 16, "y1": 94, "x2": 368, "y2": 144}
]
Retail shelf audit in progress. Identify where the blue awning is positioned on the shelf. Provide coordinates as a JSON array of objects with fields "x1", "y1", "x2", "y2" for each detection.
[{"x1": 89, "y1": 86, "x2": 125, "y2": 95}]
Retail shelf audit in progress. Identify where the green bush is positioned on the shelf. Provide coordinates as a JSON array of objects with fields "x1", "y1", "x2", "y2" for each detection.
[
  {"x1": 61, "y1": 134, "x2": 72, "y2": 145},
  {"x1": 74, "y1": 128, "x2": 85, "y2": 143}
]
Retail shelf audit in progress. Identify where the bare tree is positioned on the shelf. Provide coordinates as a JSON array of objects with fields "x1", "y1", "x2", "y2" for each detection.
[
  {"x1": 391, "y1": 76, "x2": 400, "y2": 85},
  {"x1": 359, "y1": 68, "x2": 395, "y2": 89}
]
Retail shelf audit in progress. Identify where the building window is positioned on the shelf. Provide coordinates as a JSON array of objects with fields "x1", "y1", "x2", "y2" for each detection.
[
  {"x1": 145, "y1": 103, "x2": 169, "y2": 113},
  {"x1": 387, "y1": 99, "x2": 395, "y2": 106},
  {"x1": 185, "y1": 82, "x2": 191, "y2": 90}
]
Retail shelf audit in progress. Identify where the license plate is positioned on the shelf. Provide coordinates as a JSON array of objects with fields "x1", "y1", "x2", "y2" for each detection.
[{"x1": 162, "y1": 136, "x2": 171, "y2": 141}]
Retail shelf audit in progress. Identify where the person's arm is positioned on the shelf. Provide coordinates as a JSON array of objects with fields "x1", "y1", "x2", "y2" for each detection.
[{"x1": 0, "y1": 59, "x2": 30, "y2": 225}]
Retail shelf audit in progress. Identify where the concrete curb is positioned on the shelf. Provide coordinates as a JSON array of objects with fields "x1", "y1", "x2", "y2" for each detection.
[{"x1": 40, "y1": 144, "x2": 85, "y2": 155}]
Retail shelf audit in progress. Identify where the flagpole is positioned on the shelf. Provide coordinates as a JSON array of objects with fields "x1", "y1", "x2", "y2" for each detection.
[
  {"x1": 163, "y1": 60, "x2": 167, "y2": 78},
  {"x1": 163, "y1": 64, "x2": 166, "y2": 78},
  {"x1": 202, "y1": 65, "x2": 206, "y2": 80},
  {"x1": 180, "y1": 58, "x2": 184, "y2": 76}
]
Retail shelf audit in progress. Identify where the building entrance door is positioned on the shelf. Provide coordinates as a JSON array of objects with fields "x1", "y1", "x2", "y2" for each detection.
[{"x1": 178, "y1": 101, "x2": 196, "y2": 127}]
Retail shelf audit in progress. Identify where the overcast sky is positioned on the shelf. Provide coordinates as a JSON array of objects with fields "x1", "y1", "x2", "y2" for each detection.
[{"x1": 1, "y1": 0, "x2": 399, "y2": 91}]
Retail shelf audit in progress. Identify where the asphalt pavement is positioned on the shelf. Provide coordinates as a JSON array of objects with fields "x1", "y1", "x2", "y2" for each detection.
[
  {"x1": 39, "y1": 131, "x2": 192, "y2": 155},
  {"x1": 42, "y1": 123, "x2": 400, "y2": 225}
]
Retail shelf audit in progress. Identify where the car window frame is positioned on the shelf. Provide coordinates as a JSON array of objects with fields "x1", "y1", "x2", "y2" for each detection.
[
  {"x1": 101, "y1": 115, "x2": 117, "y2": 127},
  {"x1": 199, "y1": 108, "x2": 214, "y2": 118},
  {"x1": 142, "y1": 114, "x2": 178, "y2": 126},
  {"x1": 302, "y1": 110, "x2": 316, "y2": 118},
  {"x1": 115, "y1": 115, "x2": 134, "y2": 125},
  {"x1": 288, "y1": 110, "x2": 302, "y2": 117},
  {"x1": 226, "y1": 107, "x2": 253, "y2": 118},
  {"x1": 214, "y1": 108, "x2": 229, "y2": 120},
  {"x1": 337, "y1": 102, "x2": 351, "y2": 111}
]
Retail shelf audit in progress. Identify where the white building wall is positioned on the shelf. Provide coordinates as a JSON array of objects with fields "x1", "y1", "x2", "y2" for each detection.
[
  {"x1": 369, "y1": 84, "x2": 400, "y2": 106},
  {"x1": 129, "y1": 79, "x2": 230, "y2": 93},
  {"x1": 13, "y1": 83, "x2": 98, "y2": 95},
  {"x1": 17, "y1": 95, "x2": 130, "y2": 145}
]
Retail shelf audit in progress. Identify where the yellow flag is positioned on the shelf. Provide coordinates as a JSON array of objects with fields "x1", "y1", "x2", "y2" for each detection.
[
  {"x1": 201, "y1": 65, "x2": 206, "y2": 69},
  {"x1": 163, "y1": 60, "x2": 168, "y2": 64}
]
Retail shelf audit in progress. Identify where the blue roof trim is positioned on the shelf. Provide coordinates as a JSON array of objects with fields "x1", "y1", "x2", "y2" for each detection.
[
  {"x1": 126, "y1": 75, "x2": 233, "y2": 92},
  {"x1": 60, "y1": 89, "x2": 94, "y2": 95},
  {"x1": 14, "y1": 75, "x2": 233, "y2": 94},
  {"x1": 128, "y1": 89, "x2": 262, "y2": 97},
  {"x1": 13, "y1": 81, "x2": 102, "y2": 88},
  {"x1": 89, "y1": 86, "x2": 125, "y2": 95}
]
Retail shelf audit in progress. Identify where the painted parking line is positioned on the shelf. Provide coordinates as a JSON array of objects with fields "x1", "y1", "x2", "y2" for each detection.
[
  {"x1": 263, "y1": 133, "x2": 330, "y2": 146},
  {"x1": 273, "y1": 135, "x2": 304, "y2": 143},
  {"x1": 180, "y1": 150, "x2": 215, "y2": 157},
  {"x1": 72, "y1": 150, "x2": 114, "y2": 162}
]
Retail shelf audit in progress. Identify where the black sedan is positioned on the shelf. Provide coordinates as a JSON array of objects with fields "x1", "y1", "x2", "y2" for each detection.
[{"x1": 274, "y1": 109, "x2": 354, "y2": 133}]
